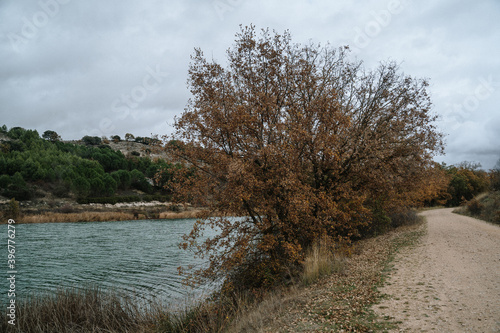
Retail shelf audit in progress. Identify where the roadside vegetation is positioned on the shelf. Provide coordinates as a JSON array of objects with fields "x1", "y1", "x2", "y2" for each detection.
[
  {"x1": 455, "y1": 191, "x2": 500, "y2": 225},
  {"x1": 451, "y1": 159, "x2": 500, "y2": 225},
  {"x1": 1, "y1": 212, "x2": 424, "y2": 333}
]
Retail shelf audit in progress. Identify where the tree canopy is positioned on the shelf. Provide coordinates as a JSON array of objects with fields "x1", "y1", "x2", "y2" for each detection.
[
  {"x1": 165, "y1": 26, "x2": 445, "y2": 288},
  {"x1": 42, "y1": 130, "x2": 61, "y2": 142}
]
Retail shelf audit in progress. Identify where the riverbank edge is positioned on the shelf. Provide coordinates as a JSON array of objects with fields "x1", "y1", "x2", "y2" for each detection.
[
  {"x1": 0, "y1": 212, "x2": 426, "y2": 332},
  {"x1": 1, "y1": 202, "x2": 209, "y2": 224}
]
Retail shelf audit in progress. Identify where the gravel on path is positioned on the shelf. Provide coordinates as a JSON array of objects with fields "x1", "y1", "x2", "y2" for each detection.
[{"x1": 374, "y1": 208, "x2": 500, "y2": 332}]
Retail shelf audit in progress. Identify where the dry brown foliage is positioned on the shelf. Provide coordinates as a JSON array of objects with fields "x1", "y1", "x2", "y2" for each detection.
[
  {"x1": 228, "y1": 222, "x2": 426, "y2": 332},
  {"x1": 164, "y1": 25, "x2": 444, "y2": 288}
]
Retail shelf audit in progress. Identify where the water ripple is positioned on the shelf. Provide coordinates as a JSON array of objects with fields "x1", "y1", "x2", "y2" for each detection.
[{"x1": 1, "y1": 219, "x2": 215, "y2": 305}]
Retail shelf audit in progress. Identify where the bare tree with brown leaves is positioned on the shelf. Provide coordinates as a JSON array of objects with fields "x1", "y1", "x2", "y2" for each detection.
[{"x1": 164, "y1": 25, "x2": 444, "y2": 289}]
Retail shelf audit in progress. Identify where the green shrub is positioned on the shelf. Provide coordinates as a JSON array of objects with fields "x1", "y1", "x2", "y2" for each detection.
[
  {"x1": 81, "y1": 135, "x2": 102, "y2": 146},
  {"x1": 71, "y1": 177, "x2": 91, "y2": 197},
  {"x1": 53, "y1": 181, "x2": 71, "y2": 198},
  {"x1": 130, "y1": 169, "x2": 152, "y2": 193},
  {"x1": 2, "y1": 172, "x2": 33, "y2": 201},
  {"x1": 6, "y1": 198, "x2": 20, "y2": 219},
  {"x1": 0, "y1": 174, "x2": 10, "y2": 188},
  {"x1": 361, "y1": 200, "x2": 391, "y2": 236},
  {"x1": 111, "y1": 169, "x2": 131, "y2": 190}
]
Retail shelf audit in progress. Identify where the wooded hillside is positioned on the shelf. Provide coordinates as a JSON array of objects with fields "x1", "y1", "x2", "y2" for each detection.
[{"x1": 0, "y1": 125, "x2": 177, "y2": 203}]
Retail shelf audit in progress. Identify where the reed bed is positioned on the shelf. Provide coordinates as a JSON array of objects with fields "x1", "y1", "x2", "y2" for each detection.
[
  {"x1": 19, "y1": 211, "x2": 136, "y2": 224},
  {"x1": 0, "y1": 285, "x2": 257, "y2": 333},
  {"x1": 1, "y1": 286, "x2": 158, "y2": 333},
  {"x1": 159, "y1": 210, "x2": 205, "y2": 219},
  {"x1": 11, "y1": 208, "x2": 208, "y2": 224}
]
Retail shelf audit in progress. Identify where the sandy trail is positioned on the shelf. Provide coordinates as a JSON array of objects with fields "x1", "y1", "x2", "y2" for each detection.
[{"x1": 375, "y1": 208, "x2": 500, "y2": 332}]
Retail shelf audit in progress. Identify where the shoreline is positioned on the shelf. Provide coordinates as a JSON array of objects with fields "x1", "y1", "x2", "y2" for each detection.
[{"x1": 1, "y1": 201, "x2": 207, "y2": 224}]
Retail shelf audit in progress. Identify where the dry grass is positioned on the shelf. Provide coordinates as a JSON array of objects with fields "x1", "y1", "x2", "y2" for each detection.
[
  {"x1": 302, "y1": 237, "x2": 346, "y2": 286},
  {"x1": 5, "y1": 208, "x2": 208, "y2": 224},
  {"x1": 1, "y1": 286, "x2": 158, "y2": 333},
  {"x1": 159, "y1": 209, "x2": 206, "y2": 219},
  {"x1": 226, "y1": 238, "x2": 347, "y2": 332},
  {"x1": 454, "y1": 191, "x2": 500, "y2": 225},
  {"x1": 226, "y1": 288, "x2": 297, "y2": 333},
  {"x1": 1, "y1": 211, "x2": 425, "y2": 332},
  {"x1": 227, "y1": 222, "x2": 426, "y2": 332},
  {"x1": 153, "y1": 291, "x2": 253, "y2": 333},
  {"x1": 1, "y1": 285, "x2": 251, "y2": 333},
  {"x1": 19, "y1": 211, "x2": 136, "y2": 224}
]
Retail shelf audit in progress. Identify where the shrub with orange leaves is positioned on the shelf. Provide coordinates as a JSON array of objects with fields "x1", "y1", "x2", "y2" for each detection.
[{"x1": 164, "y1": 25, "x2": 444, "y2": 289}]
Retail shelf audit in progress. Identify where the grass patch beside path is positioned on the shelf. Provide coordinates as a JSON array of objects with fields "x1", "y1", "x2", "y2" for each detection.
[
  {"x1": 229, "y1": 220, "x2": 426, "y2": 332},
  {"x1": 454, "y1": 191, "x2": 500, "y2": 225}
]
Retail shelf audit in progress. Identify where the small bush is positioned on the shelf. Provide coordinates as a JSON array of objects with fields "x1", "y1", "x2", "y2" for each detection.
[
  {"x1": 169, "y1": 204, "x2": 183, "y2": 212},
  {"x1": 455, "y1": 192, "x2": 500, "y2": 225},
  {"x1": 6, "y1": 198, "x2": 20, "y2": 219},
  {"x1": 359, "y1": 201, "x2": 392, "y2": 237},
  {"x1": 2, "y1": 173, "x2": 34, "y2": 201},
  {"x1": 490, "y1": 170, "x2": 500, "y2": 191},
  {"x1": 53, "y1": 183, "x2": 71, "y2": 198},
  {"x1": 467, "y1": 198, "x2": 484, "y2": 215},
  {"x1": 57, "y1": 204, "x2": 75, "y2": 214},
  {"x1": 81, "y1": 135, "x2": 102, "y2": 146},
  {"x1": 389, "y1": 209, "x2": 421, "y2": 228}
]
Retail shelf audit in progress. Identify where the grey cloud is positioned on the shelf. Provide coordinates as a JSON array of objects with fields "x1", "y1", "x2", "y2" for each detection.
[{"x1": 0, "y1": 0, "x2": 499, "y2": 168}]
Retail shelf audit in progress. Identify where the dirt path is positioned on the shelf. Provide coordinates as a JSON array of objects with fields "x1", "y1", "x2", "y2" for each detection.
[{"x1": 374, "y1": 208, "x2": 500, "y2": 332}]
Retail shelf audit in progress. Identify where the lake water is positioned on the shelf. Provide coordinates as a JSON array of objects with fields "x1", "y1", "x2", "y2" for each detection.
[{"x1": 1, "y1": 218, "x2": 217, "y2": 306}]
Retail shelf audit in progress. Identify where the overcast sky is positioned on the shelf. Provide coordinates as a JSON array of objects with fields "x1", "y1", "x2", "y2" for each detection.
[{"x1": 1, "y1": 0, "x2": 499, "y2": 168}]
